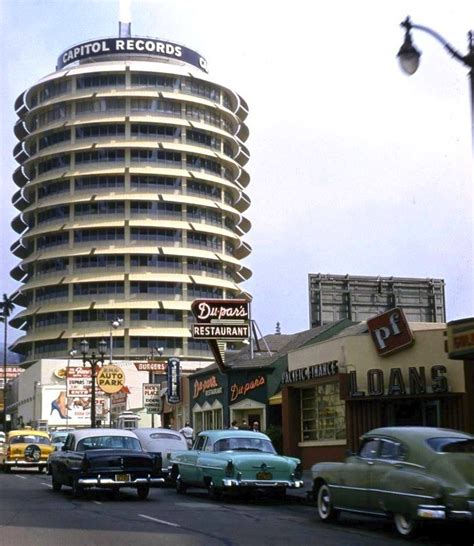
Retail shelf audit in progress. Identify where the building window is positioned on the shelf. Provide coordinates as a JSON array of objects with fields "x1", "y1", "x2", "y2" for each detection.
[
  {"x1": 130, "y1": 175, "x2": 181, "y2": 189},
  {"x1": 75, "y1": 175, "x2": 124, "y2": 190},
  {"x1": 76, "y1": 74, "x2": 125, "y2": 89},
  {"x1": 301, "y1": 382, "x2": 346, "y2": 442}
]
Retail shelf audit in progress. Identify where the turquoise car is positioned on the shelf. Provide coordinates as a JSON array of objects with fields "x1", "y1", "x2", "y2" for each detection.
[{"x1": 169, "y1": 429, "x2": 303, "y2": 499}]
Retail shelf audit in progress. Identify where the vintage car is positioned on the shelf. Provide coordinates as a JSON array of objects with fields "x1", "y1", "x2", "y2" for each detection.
[
  {"x1": 50, "y1": 430, "x2": 73, "y2": 451},
  {"x1": 311, "y1": 426, "x2": 474, "y2": 537},
  {"x1": 132, "y1": 427, "x2": 188, "y2": 480},
  {"x1": 169, "y1": 429, "x2": 303, "y2": 499},
  {"x1": 48, "y1": 428, "x2": 164, "y2": 499},
  {"x1": 0, "y1": 429, "x2": 53, "y2": 472}
]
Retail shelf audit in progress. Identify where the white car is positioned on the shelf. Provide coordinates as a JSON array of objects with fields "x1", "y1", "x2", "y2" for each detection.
[{"x1": 132, "y1": 428, "x2": 188, "y2": 480}]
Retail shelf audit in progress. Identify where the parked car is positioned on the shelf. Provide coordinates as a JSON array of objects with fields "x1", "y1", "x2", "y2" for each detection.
[
  {"x1": 0, "y1": 429, "x2": 53, "y2": 472},
  {"x1": 48, "y1": 428, "x2": 164, "y2": 499},
  {"x1": 132, "y1": 428, "x2": 188, "y2": 480},
  {"x1": 169, "y1": 429, "x2": 303, "y2": 499},
  {"x1": 311, "y1": 426, "x2": 474, "y2": 537},
  {"x1": 50, "y1": 430, "x2": 73, "y2": 451}
]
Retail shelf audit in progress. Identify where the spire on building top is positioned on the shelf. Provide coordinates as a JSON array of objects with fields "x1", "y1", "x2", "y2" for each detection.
[
  {"x1": 275, "y1": 322, "x2": 281, "y2": 335},
  {"x1": 119, "y1": 0, "x2": 132, "y2": 37}
]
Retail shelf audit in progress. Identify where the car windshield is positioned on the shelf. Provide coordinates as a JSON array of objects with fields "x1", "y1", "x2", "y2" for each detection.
[
  {"x1": 426, "y1": 437, "x2": 474, "y2": 453},
  {"x1": 76, "y1": 435, "x2": 142, "y2": 451},
  {"x1": 10, "y1": 435, "x2": 50, "y2": 445},
  {"x1": 213, "y1": 437, "x2": 276, "y2": 453}
]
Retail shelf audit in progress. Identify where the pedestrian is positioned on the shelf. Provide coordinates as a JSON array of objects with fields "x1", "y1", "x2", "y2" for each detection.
[
  {"x1": 179, "y1": 421, "x2": 194, "y2": 448},
  {"x1": 229, "y1": 420, "x2": 238, "y2": 430},
  {"x1": 252, "y1": 421, "x2": 260, "y2": 432}
]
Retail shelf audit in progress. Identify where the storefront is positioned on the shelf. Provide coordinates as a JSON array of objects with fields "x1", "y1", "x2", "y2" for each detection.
[
  {"x1": 282, "y1": 315, "x2": 469, "y2": 469},
  {"x1": 190, "y1": 358, "x2": 285, "y2": 434}
]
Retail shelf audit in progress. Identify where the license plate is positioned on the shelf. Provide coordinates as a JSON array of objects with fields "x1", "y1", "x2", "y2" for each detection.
[
  {"x1": 256, "y1": 471, "x2": 272, "y2": 480},
  {"x1": 115, "y1": 473, "x2": 130, "y2": 482}
]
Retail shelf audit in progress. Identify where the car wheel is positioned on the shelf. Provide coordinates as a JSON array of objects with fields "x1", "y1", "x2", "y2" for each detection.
[
  {"x1": 51, "y1": 471, "x2": 62, "y2": 492},
  {"x1": 176, "y1": 475, "x2": 187, "y2": 494},
  {"x1": 71, "y1": 479, "x2": 84, "y2": 498},
  {"x1": 137, "y1": 485, "x2": 150, "y2": 500},
  {"x1": 207, "y1": 481, "x2": 222, "y2": 501},
  {"x1": 393, "y1": 513, "x2": 418, "y2": 537},
  {"x1": 316, "y1": 483, "x2": 338, "y2": 521}
]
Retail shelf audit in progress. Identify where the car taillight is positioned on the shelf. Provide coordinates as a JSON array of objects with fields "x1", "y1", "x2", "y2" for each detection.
[
  {"x1": 294, "y1": 463, "x2": 303, "y2": 479},
  {"x1": 152, "y1": 454, "x2": 162, "y2": 473},
  {"x1": 80, "y1": 457, "x2": 90, "y2": 472},
  {"x1": 225, "y1": 460, "x2": 234, "y2": 478}
]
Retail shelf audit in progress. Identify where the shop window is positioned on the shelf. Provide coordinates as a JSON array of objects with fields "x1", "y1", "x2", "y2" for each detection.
[{"x1": 301, "y1": 382, "x2": 345, "y2": 442}]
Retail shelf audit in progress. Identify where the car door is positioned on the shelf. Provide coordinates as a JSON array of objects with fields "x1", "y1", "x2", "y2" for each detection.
[
  {"x1": 335, "y1": 438, "x2": 379, "y2": 512},
  {"x1": 366, "y1": 438, "x2": 402, "y2": 514},
  {"x1": 182, "y1": 434, "x2": 206, "y2": 484}
]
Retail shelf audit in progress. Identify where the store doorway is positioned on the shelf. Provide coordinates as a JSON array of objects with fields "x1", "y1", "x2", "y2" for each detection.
[{"x1": 384, "y1": 399, "x2": 441, "y2": 427}]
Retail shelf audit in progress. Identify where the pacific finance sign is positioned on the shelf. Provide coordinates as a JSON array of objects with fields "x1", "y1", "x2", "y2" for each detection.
[{"x1": 57, "y1": 38, "x2": 208, "y2": 72}]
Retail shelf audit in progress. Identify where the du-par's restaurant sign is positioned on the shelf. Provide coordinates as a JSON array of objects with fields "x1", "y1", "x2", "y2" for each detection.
[{"x1": 57, "y1": 38, "x2": 208, "y2": 72}]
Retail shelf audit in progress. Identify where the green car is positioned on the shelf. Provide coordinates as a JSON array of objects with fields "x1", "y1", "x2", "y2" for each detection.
[
  {"x1": 169, "y1": 429, "x2": 303, "y2": 499},
  {"x1": 311, "y1": 426, "x2": 474, "y2": 537}
]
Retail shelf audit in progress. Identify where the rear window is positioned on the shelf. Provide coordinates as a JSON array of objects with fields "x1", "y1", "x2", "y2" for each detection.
[
  {"x1": 76, "y1": 435, "x2": 142, "y2": 451},
  {"x1": 149, "y1": 432, "x2": 183, "y2": 441},
  {"x1": 426, "y1": 437, "x2": 474, "y2": 453},
  {"x1": 10, "y1": 435, "x2": 50, "y2": 445}
]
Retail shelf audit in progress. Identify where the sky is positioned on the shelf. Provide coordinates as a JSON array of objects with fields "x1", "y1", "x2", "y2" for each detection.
[{"x1": 0, "y1": 0, "x2": 473, "y2": 341}]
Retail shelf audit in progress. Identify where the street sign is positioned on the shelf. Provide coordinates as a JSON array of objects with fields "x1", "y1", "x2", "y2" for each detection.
[
  {"x1": 143, "y1": 384, "x2": 162, "y2": 414},
  {"x1": 133, "y1": 361, "x2": 168, "y2": 372}
]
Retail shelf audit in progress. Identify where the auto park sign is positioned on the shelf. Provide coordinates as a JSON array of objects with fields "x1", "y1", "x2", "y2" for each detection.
[{"x1": 96, "y1": 365, "x2": 125, "y2": 394}]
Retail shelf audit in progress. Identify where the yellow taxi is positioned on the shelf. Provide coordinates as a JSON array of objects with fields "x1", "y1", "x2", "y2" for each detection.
[{"x1": 0, "y1": 429, "x2": 53, "y2": 472}]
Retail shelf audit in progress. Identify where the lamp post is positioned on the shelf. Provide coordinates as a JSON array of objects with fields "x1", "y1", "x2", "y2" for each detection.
[
  {"x1": 397, "y1": 17, "x2": 474, "y2": 150},
  {"x1": 109, "y1": 317, "x2": 123, "y2": 363},
  {"x1": 149, "y1": 346, "x2": 164, "y2": 428},
  {"x1": 80, "y1": 339, "x2": 107, "y2": 428}
]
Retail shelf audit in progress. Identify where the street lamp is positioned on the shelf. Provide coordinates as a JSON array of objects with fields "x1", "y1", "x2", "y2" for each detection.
[
  {"x1": 80, "y1": 338, "x2": 107, "y2": 428},
  {"x1": 397, "y1": 17, "x2": 474, "y2": 147},
  {"x1": 109, "y1": 317, "x2": 123, "y2": 363}
]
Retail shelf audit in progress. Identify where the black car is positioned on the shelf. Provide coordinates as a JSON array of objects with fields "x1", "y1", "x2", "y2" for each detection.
[{"x1": 48, "y1": 428, "x2": 164, "y2": 499}]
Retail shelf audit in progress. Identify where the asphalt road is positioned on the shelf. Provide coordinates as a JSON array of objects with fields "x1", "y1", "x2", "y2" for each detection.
[{"x1": 0, "y1": 471, "x2": 470, "y2": 546}]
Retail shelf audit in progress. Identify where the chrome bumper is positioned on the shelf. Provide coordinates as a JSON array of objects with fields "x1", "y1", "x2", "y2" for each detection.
[
  {"x1": 5, "y1": 460, "x2": 47, "y2": 467},
  {"x1": 417, "y1": 503, "x2": 473, "y2": 522},
  {"x1": 221, "y1": 478, "x2": 304, "y2": 489},
  {"x1": 78, "y1": 474, "x2": 164, "y2": 487}
]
